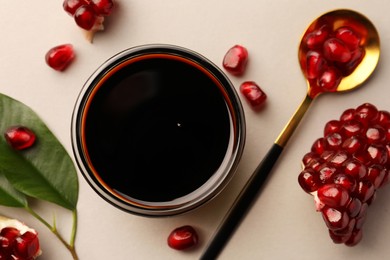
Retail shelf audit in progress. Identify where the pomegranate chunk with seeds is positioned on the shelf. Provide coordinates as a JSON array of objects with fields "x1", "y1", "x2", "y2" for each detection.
[
  {"x1": 167, "y1": 225, "x2": 198, "y2": 250},
  {"x1": 0, "y1": 216, "x2": 41, "y2": 259},
  {"x1": 300, "y1": 19, "x2": 366, "y2": 98},
  {"x1": 298, "y1": 103, "x2": 390, "y2": 246},
  {"x1": 63, "y1": 0, "x2": 114, "y2": 42},
  {"x1": 4, "y1": 126, "x2": 36, "y2": 150},
  {"x1": 45, "y1": 44, "x2": 75, "y2": 71},
  {"x1": 239, "y1": 81, "x2": 267, "y2": 108},
  {"x1": 222, "y1": 45, "x2": 249, "y2": 76}
]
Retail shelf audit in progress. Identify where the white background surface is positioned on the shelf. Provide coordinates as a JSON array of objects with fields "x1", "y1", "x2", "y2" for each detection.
[{"x1": 1, "y1": 1, "x2": 390, "y2": 259}]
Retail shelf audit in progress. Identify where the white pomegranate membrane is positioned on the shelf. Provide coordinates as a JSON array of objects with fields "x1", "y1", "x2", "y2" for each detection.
[{"x1": 71, "y1": 45, "x2": 246, "y2": 216}]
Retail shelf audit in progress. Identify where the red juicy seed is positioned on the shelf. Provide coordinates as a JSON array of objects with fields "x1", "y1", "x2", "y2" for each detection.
[
  {"x1": 323, "y1": 38, "x2": 352, "y2": 63},
  {"x1": 346, "y1": 198, "x2": 362, "y2": 218},
  {"x1": 325, "y1": 133, "x2": 343, "y2": 150},
  {"x1": 74, "y1": 5, "x2": 97, "y2": 30},
  {"x1": 0, "y1": 227, "x2": 20, "y2": 253},
  {"x1": 333, "y1": 173, "x2": 357, "y2": 192},
  {"x1": 329, "y1": 229, "x2": 351, "y2": 244},
  {"x1": 355, "y1": 103, "x2": 379, "y2": 126},
  {"x1": 321, "y1": 151, "x2": 334, "y2": 162},
  {"x1": 239, "y1": 81, "x2": 267, "y2": 108},
  {"x1": 45, "y1": 44, "x2": 75, "y2": 71},
  {"x1": 298, "y1": 168, "x2": 322, "y2": 193},
  {"x1": 91, "y1": 0, "x2": 114, "y2": 16},
  {"x1": 338, "y1": 48, "x2": 365, "y2": 76},
  {"x1": 344, "y1": 159, "x2": 367, "y2": 179},
  {"x1": 366, "y1": 126, "x2": 385, "y2": 144},
  {"x1": 342, "y1": 136, "x2": 364, "y2": 154},
  {"x1": 333, "y1": 218, "x2": 356, "y2": 236},
  {"x1": 345, "y1": 229, "x2": 363, "y2": 247},
  {"x1": 355, "y1": 181, "x2": 375, "y2": 203},
  {"x1": 366, "y1": 165, "x2": 386, "y2": 189},
  {"x1": 63, "y1": 0, "x2": 88, "y2": 16},
  {"x1": 340, "y1": 108, "x2": 356, "y2": 122},
  {"x1": 335, "y1": 26, "x2": 361, "y2": 51},
  {"x1": 318, "y1": 165, "x2": 338, "y2": 183},
  {"x1": 302, "y1": 152, "x2": 320, "y2": 166},
  {"x1": 324, "y1": 120, "x2": 342, "y2": 136},
  {"x1": 311, "y1": 138, "x2": 327, "y2": 154},
  {"x1": 222, "y1": 45, "x2": 248, "y2": 76},
  {"x1": 317, "y1": 184, "x2": 350, "y2": 208},
  {"x1": 306, "y1": 157, "x2": 323, "y2": 171},
  {"x1": 377, "y1": 110, "x2": 390, "y2": 126},
  {"x1": 366, "y1": 145, "x2": 388, "y2": 165},
  {"x1": 304, "y1": 24, "x2": 330, "y2": 49},
  {"x1": 328, "y1": 151, "x2": 348, "y2": 167},
  {"x1": 4, "y1": 126, "x2": 36, "y2": 150},
  {"x1": 14, "y1": 232, "x2": 40, "y2": 259},
  {"x1": 167, "y1": 225, "x2": 198, "y2": 250},
  {"x1": 341, "y1": 119, "x2": 364, "y2": 137},
  {"x1": 305, "y1": 51, "x2": 326, "y2": 79},
  {"x1": 318, "y1": 66, "x2": 342, "y2": 92},
  {"x1": 321, "y1": 207, "x2": 349, "y2": 230}
]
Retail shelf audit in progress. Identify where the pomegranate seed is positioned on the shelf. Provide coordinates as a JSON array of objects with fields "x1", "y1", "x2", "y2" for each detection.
[
  {"x1": 63, "y1": 0, "x2": 88, "y2": 16},
  {"x1": 298, "y1": 168, "x2": 322, "y2": 193},
  {"x1": 222, "y1": 45, "x2": 249, "y2": 76},
  {"x1": 317, "y1": 184, "x2": 350, "y2": 208},
  {"x1": 74, "y1": 5, "x2": 97, "y2": 30},
  {"x1": 304, "y1": 24, "x2": 330, "y2": 50},
  {"x1": 298, "y1": 103, "x2": 390, "y2": 246},
  {"x1": 4, "y1": 126, "x2": 36, "y2": 150},
  {"x1": 324, "y1": 120, "x2": 342, "y2": 136},
  {"x1": 45, "y1": 44, "x2": 75, "y2": 71},
  {"x1": 167, "y1": 225, "x2": 198, "y2": 250},
  {"x1": 340, "y1": 48, "x2": 365, "y2": 76},
  {"x1": 14, "y1": 232, "x2": 40, "y2": 259},
  {"x1": 91, "y1": 0, "x2": 114, "y2": 16},
  {"x1": 323, "y1": 38, "x2": 352, "y2": 63},
  {"x1": 335, "y1": 26, "x2": 361, "y2": 51},
  {"x1": 305, "y1": 51, "x2": 326, "y2": 79},
  {"x1": 239, "y1": 81, "x2": 267, "y2": 108},
  {"x1": 317, "y1": 66, "x2": 342, "y2": 91},
  {"x1": 321, "y1": 207, "x2": 349, "y2": 230}
]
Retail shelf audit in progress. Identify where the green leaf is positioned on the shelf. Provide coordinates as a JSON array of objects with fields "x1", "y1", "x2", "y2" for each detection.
[
  {"x1": 0, "y1": 172, "x2": 28, "y2": 208},
  {"x1": 0, "y1": 93, "x2": 78, "y2": 210}
]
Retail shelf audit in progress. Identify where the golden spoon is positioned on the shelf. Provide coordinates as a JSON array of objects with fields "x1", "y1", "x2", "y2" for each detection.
[{"x1": 201, "y1": 9, "x2": 380, "y2": 259}]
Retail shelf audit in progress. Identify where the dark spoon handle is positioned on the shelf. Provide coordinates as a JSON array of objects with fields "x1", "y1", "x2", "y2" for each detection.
[{"x1": 200, "y1": 143, "x2": 283, "y2": 260}]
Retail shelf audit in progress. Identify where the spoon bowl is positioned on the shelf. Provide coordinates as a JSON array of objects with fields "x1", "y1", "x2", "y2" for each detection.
[{"x1": 201, "y1": 9, "x2": 380, "y2": 260}]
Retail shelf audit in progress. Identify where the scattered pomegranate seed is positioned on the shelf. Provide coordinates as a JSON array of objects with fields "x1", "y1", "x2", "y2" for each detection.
[
  {"x1": 298, "y1": 103, "x2": 390, "y2": 246},
  {"x1": 45, "y1": 44, "x2": 75, "y2": 71},
  {"x1": 239, "y1": 81, "x2": 267, "y2": 108},
  {"x1": 167, "y1": 225, "x2": 198, "y2": 250},
  {"x1": 0, "y1": 216, "x2": 41, "y2": 259},
  {"x1": 222, "y1": 45, "x2": 249, "y2": 76},
  {"x1": 4, "y1": 126, "x2": 36, "y2": 150},
  {"x1": 63, "y1": 0, "x2": 114, "y2": 42},
  {"x1": 301, "y1": 20, "x2": 365, "y2": 97}
]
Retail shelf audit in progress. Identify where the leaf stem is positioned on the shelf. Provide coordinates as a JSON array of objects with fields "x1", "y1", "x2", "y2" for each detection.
[{"x1": 25, "y1": 206, "x2": 79, "y2": 260}]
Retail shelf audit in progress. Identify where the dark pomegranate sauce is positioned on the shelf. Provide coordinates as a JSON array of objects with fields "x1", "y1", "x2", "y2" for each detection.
[{"x1": 82, "y1": 54, "x2": 231, "y2": 202}]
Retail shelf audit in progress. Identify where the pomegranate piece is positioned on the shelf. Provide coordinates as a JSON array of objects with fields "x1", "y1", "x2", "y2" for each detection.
[
  {"x1": 222, "y1": 45, "x2": 249, "y2": 76},
  {"x1": 45, "y1": 44, "x2": 75, "y2": 71},
  {"x1": 304, "y1": 24, "x2": 330, "y2": 50},
  {"x1": 323, "y1": 38, "x2": 352, "y2": 63},
  {"x1": 298, "y1": 103, "x2": 390, "y2": 246},
  {"x1": 239, "y1": 81, "x2": 267, "y2": 108},
  {"x1": 63, "y1": 0, "x2": 114, "y2": 42},
  {"x1": 335, "y1": 26, "x2": 361, "y2": 51},
  {"x1": 305, "y1": 51, "x2": 326, "y2": 80},
  {"x1": 167, "y1": 225, "x2": 198, "y2": 250},
  {"x1": 4, "y1": 126, "x2": 36, "y2": 150},
  {"x1": 0, "y1": 216, "x2": 41, "y2": 259}
]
